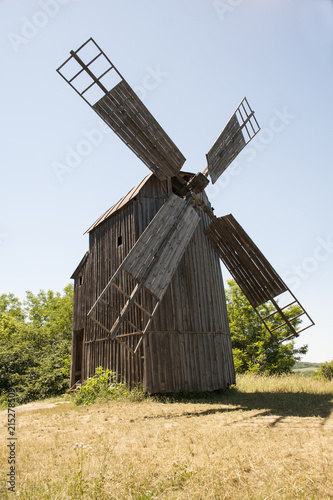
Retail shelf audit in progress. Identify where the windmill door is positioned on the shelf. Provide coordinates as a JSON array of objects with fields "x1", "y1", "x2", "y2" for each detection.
[{"x1": 73, "y1": 329, "x2": 84, "y2": 383}]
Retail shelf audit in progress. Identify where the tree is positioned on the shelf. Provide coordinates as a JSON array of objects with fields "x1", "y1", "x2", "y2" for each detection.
[
  {"x1": 314, "y1": 360, "x2": 333, "y2": 381},
  {"x1": 0, "y1": 285, "x2": 73, "y2": 405},
  {"x1": 225, "y1": 280, "x2": 308, "y2": 374}
]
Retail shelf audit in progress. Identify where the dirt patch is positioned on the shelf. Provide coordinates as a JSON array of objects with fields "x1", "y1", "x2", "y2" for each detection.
[{"x1": 0, "y1": 400, "x2": 70, "y2": 415}]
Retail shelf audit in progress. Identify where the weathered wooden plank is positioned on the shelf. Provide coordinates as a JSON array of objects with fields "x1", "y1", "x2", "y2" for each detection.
[
  {"x1": 213, "y1": 334, "x2": 224, "y2": 387},
  {"x1": 173, "y1": 333, "x2": 183, "y2": 392},
  {"x1": 207, "y1": 333, "x2": 217, "y2": 390},
  {"x1": 157, "y1": 333, "x2": 168, "y2": 392},
  {"x1": 178, "y1": 334, "x2": 188, "y2": 391}
]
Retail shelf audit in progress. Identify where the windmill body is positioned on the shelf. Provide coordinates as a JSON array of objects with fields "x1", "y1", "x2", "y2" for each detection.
[
  {"x1": 58, "y1": 38, "x2": 314, "y2": 393},
  {"x1": 71, "y1": 173, "x2": 235, "y2": 393}
]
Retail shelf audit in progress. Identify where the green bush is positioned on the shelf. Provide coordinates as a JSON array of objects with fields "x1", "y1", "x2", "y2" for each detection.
[
  {"x1": 73, "y1": 367, "x2": 146, "y2": 406},
  {"x1": 314, "y1": 360, "x2": 333, "y2": 381}
]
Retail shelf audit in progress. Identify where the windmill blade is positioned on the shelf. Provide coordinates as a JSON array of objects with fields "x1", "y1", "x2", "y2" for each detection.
[
  {"x1": 205, "y1": 214, "x2": 287, "y2": 307},
  {"x1": 57, "y1": 38, "x2": 186, "y2": 181},
  {"x1": 205, "y1": 214, "x2": 314, "y2": 340},
  {"x1": 206, "y1": 98, "x2": 260, "y2": 184},
  {"x1": 88, "y1": 194, "x2": 200, "y2": 341},
  {"x1": 122, "y1": 195, "x2": 200, "y2": 300}
]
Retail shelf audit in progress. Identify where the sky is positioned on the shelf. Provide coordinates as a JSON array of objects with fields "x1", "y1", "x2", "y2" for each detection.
[{"x1": 0, "y1": 0, "x2": 332, "y2": 363}]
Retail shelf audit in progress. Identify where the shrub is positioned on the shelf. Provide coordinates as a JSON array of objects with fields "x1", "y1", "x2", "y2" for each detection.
[
  {"x1": 314, "y1": 360, "x2": 333, "y2": 381},
  {"x1": 73, "y1": 367, "x2": 146, "y2": 405}
]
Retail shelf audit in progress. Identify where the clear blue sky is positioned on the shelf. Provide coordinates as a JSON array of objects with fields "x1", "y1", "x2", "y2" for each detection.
[{"x1": 1, "y1": 0, "x2": 332, "y2": 362}]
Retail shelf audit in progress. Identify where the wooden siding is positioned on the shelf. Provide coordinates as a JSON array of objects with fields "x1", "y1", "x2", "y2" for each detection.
[{"x1": 144, "y1": 332, "x2": 234, "y2": 393}]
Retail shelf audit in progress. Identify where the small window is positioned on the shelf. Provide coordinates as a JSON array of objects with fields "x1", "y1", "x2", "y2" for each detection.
[
  {"x1": 117, "y1": 235, "x2": 122, "y2": 246},
  {"x1": 78, "y1": 275, "x2": 83, "y2": 286}
]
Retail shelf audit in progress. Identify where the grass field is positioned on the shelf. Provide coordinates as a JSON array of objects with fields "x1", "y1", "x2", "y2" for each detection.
[{"x1": 1, "y1": 374, "x2": 333, "y2": 499}]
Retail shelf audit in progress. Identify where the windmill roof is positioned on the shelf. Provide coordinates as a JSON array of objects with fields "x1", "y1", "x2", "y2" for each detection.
[
  {"x1": 85, "y1": 171, "x2": 197, "y2": 234},
  {"x1": 85, "y1": 174, "x2": 153, "y2": 234},
  {"x1": 70, "y1": 251, "x2": 89, "y2": 279}
]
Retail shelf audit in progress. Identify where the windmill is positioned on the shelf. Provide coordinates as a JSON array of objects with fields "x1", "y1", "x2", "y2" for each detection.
[{"x1": 57, "y1": 38, "x2": 314, "y2": 393}]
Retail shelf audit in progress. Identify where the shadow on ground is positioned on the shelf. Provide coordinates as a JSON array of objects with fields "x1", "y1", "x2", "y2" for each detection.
[{"x1": 153, "y1": 387, "x2": 333, "y2": 420}]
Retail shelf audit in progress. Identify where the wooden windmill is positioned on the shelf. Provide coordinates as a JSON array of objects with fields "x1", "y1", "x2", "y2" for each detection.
[{"x1": 57, "y1": 39, "x2": 314, "y2": 393}]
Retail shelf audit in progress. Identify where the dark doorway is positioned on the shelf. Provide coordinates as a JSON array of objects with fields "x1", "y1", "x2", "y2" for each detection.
[{"x1": 74, "y1": 329, "x2": 84, "y2": 383}]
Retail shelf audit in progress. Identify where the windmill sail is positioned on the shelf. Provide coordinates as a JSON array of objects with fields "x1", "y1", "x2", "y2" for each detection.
[
  {"x1": 88, "y1": 194, "x2": 200, "y2": 343},
  {"x1": 205, "y1": 214, "x2": 314, "y2": 340},
  {"x1": 121, "y1": 195, "x2": 200, "y2": 300},
  {"x1": 205, "y1": 214, "x2": 287, "y2": 307},
  {"x1": 206, "y1": 98, "x2": 260, "y2": 184},
  {"x1": 57, "y1": 38, "x2": 186, "y2": 181}
]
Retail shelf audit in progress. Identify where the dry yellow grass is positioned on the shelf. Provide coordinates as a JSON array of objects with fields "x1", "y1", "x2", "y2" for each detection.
[{"x1": 1, "y1": 374, "x2": 333, "y2": 499}]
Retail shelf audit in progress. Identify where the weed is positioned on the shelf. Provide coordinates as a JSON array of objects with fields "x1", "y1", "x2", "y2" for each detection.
[{"x1": 72, "y1": 443, "x2": 92, "y2": 496}]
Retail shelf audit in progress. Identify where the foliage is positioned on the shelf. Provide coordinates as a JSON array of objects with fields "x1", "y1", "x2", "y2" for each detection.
[
  {"x1": 314, "y1": 360, "x2": 333, "y2": 381},
  {"x1": 0, "y1": 284, "x2": 73, "y2": 406},
  {"x1": 225, "y1": 280, "x2": 308, "y2": 374},
  {"x1": 73, "y1": 366, "x2": 147, "y2": 406}
]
